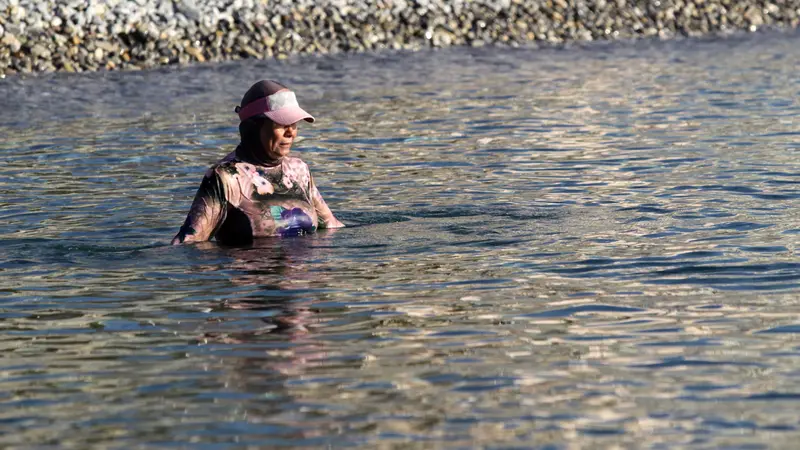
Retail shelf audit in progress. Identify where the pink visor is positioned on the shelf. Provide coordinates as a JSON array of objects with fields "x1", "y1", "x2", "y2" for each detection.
[{"x1": 236, "y1": 90, "x2": 315, "y2": 125}]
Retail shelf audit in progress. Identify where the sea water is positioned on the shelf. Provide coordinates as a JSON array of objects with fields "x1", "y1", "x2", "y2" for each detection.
[{"x1": 1, "y1": 33, "x2": 799, "y2": 447}]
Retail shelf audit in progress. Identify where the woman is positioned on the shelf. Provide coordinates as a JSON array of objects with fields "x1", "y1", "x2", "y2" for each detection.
[{"x1": 171, "y1": 80, "x2": 344, "y2": 245}]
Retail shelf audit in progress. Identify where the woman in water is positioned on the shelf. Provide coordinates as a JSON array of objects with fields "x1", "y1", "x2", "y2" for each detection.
[{"x1": 171, "y1": 80, "x2": 344, "y2": 245}]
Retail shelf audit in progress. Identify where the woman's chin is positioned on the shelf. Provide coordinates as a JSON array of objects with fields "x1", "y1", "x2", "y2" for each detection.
[{"x1": 265, "y1": 148, "x2": 290, "y2": 160}]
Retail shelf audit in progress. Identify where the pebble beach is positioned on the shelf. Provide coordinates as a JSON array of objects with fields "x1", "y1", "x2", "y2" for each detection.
[{"x1": 1, "y1": 0, "x2": 799, "y2": 75}]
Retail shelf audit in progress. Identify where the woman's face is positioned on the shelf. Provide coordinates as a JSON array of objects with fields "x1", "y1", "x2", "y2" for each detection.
[{"x1": 260, "y1": 120, "x2": 298, "y2": 160}]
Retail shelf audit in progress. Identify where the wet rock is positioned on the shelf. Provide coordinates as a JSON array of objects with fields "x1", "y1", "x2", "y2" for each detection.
[{"x1": 185, "y1": 45, "x2": 205, "y2": 61}]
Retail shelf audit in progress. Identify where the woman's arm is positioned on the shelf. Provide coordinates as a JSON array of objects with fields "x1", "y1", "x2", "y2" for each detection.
[
  {"x1": 309, "y1": 175, "x2": 344, "y2": 229},
  {"x1": 171, "y1": 170, "x2": 228, "y2": 244}
]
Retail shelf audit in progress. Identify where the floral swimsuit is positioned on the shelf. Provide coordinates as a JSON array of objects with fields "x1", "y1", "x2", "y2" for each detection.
[{"x1": 172, "y1": 150, "x2": 340, "y2": 245}]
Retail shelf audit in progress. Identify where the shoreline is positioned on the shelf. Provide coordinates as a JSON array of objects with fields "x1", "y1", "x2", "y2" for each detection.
[{"x1": 2, "y1": 0, "x2": 799, "y2": 76}]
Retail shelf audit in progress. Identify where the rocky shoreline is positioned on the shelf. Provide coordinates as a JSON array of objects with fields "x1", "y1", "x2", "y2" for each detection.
[{"x1": 1, "y1": 0, "x2": 799, "y2": 75}]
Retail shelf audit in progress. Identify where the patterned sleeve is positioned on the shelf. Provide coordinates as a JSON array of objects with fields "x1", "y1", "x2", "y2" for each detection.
[
  {"x1": 309, "y1": 174, "x2": 344, "y2": 229},
  {"x1": 171, "y1": 168, "x2": 229, "y2": 244}
]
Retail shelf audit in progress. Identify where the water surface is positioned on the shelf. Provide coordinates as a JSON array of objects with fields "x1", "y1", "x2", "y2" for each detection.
[{"x1": 1, "y1": 33, "x2": 800, "y2": 447}]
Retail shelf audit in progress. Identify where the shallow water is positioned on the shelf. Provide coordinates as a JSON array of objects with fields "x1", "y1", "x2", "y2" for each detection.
[{"x1": 1, "y1": 32, "x2": 799, "y2": 447}]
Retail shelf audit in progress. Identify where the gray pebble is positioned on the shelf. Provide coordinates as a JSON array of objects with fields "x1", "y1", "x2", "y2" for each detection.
[{"x1": 30, "y1": 43, "x2": 50, "y2": 58}]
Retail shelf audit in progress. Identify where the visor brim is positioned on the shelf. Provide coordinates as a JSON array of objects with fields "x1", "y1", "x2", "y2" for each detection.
[{"x1": 265, "y1": 106, "x2": 315, "y2": 126}]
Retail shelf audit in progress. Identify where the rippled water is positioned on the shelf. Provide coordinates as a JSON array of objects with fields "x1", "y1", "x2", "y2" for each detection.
[{"x1": 2, "y1": 32, "x2": 800, "y2": 447}]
